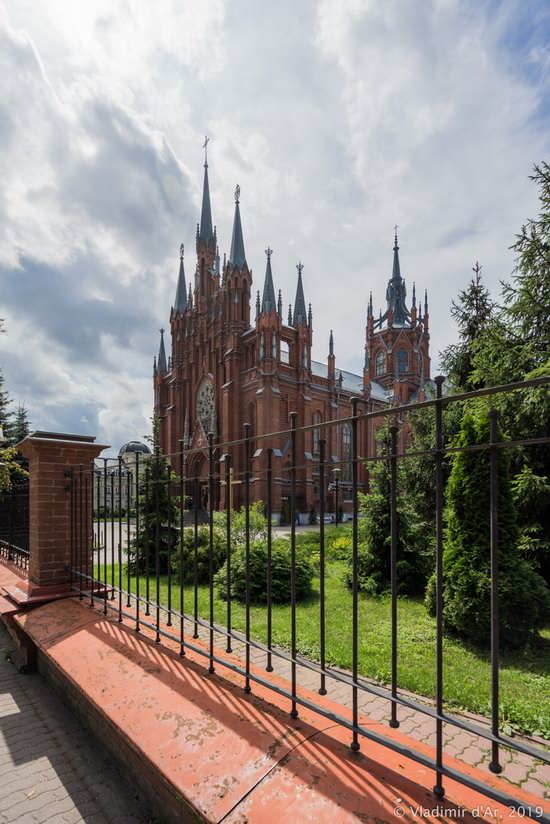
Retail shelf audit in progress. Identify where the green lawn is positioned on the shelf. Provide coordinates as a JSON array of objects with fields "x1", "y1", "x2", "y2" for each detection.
[{"x1": 97, "y1": 560, "x2": 550, "y2": 738}]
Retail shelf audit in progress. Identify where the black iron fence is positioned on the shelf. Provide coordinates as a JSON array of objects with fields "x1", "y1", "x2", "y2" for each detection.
[
  {"x1": 68, "y1": 376, "x2": 550, "y2": 817},
  {"x1": 0, "y1": 478, "x2": 30, "y2": 570}
]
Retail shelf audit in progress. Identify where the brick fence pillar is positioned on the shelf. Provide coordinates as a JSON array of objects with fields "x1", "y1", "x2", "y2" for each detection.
[{"x1": 17, "y1": 432, "x2": 108, "y2": 595}]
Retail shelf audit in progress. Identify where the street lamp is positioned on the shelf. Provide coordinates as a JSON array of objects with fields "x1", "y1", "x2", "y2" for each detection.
[{"x1": 332, "y1": 467, "x2": 341, "y2": 526}]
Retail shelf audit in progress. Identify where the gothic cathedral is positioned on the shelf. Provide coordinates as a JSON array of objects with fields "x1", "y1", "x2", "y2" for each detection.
[{"x1": 153, "y1": 148, "x2": 431, "y2": 518}]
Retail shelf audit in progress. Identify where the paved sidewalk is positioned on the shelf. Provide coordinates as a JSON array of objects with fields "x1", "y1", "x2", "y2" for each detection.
[
  {"x1": 0, "y1": 622, "x2": 154, "y2": 824},
  {"x1": 184, "y1": 619, "x2": 550, "y2": 800}
]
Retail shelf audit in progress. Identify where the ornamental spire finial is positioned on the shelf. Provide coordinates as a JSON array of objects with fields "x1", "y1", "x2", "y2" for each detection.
[
  {"x1": 234, "y1": 184, "x2": 240, "y2": 204},
  {"x1": 203, "y1": 134, "x2": 209, "y2": 167},
  {"x1": 180, "y1": 243, "x2": 184, "y2": 261}
]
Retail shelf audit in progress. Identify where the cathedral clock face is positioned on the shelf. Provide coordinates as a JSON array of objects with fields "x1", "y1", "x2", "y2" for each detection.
[{"x1": 196, "y1": 380, "x2": 215, "y2": 435}]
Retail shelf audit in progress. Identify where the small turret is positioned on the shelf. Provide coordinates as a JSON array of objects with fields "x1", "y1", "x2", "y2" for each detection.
[
  {"x1": 328, "y1": 329, "x2": 335, "y2": 382},
  {"x1": 261, "y1": 247, "x2": 276, "y2": 314},
  {"x1": 277, "y1": 289, "x2": 283, "y2": 319},
  {"x1": 293, "y1": 262, "x2": 307, "y2": 326},
  {"x1": 158, "y1": 328, "x2": 167, "y2": 373},
  {"x1": 228, "y1": 185, "x2": 246, "y2": 269},
  {"x1": 174, "y1": 243, "x2": 187, "y2": 313}
]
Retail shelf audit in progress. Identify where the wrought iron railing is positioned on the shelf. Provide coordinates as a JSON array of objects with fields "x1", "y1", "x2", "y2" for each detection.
[
  {"x1": 67, "y1": 376, "x2": 550, "y2": 817},
  {"x1": 0, "y1": 478, "x2": 30, "y2": 570}
]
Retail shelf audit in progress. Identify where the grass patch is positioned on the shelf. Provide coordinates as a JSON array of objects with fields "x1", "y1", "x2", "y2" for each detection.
[{"x1": 97, "y1": 560, "x2": 550, "y2": 738}]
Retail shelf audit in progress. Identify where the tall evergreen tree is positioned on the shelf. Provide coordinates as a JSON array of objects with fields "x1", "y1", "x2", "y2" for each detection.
[
  {"x1": 8, "y1": 404, "x2": 31, "y2": 446},
  {"x1": 440, "y1": 262, "x2": 494, "y2": 390},
  {"x1": 426, "y1": 408, "x2": 549, "y2": 649},
  {"x1": 0, "y1": 370, "x2": 13, "y2": 440}
]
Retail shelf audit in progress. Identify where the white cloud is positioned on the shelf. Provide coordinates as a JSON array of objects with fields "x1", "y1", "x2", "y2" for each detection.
[{"x1": 0, "y1": 0, "x2": 548, "y2": 449}]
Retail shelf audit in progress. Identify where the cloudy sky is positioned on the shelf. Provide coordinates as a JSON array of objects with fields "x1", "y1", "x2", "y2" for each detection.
[{"x1": 0, "y1": 0, "x2": 548, "y2": 452}]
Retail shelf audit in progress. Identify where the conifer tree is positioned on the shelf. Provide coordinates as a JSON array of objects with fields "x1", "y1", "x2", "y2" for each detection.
[
  {"x1": 8, "y1": 404, "x2": 30, "y2": 446},
  {"x1": 129, "y1": 417, "x2": 179, "y2": 574},
  {"x1": 440, "y1": 262, "x2": 494, "y2": 390},
  {"x1": 0, "y1": 370, "x2": 12, "y2": 441},
  {"x1": 426, "y1": 408, "x2": 549, "y2": 649}
]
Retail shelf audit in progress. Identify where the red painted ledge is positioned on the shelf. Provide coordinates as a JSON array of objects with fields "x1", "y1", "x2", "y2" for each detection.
[{"x1": 4, "y1": 589, "x2": 547, "y2": 823}]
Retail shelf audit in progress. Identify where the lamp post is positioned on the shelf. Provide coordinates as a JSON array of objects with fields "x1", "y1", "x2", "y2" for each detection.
[{"x1": 332, "y1": 467, "x2": 341, "y2": 526}]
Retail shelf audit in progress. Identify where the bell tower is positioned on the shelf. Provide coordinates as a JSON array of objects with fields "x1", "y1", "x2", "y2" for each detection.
[{"x1": 365, "y1": 230, "x2": 430, "y2": 403}]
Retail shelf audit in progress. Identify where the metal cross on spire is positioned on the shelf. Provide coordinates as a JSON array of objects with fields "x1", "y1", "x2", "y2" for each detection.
[
  {"x1": 296, "y1": 261, "x2": 303, "y2": 275},
  {"x1": 203, "y1": 135, "x2": 210, "y2": 166},
  {"x1": 179, "y1": 243, "x2": 184, "y2": 260},
  {"x1": 265, "y1": 246, "x2": 273, "y2": 259}
]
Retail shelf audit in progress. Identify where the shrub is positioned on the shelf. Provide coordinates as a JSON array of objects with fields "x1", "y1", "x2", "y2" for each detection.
[
  {"x1": 327, "y1": 533, "x2": 352, "y2": 561},
  {"x1": 426, "y1": 409, "x2": 550, "y2": 649},
  {"x1": 172, "y1": 525, "x2": 227, "y2": 584},
  {"x1": 216, "y1": 539, "x2": 315, "y2": 604},
  {"x1": 212, "y1": 501, "x2": 267, "y2": 549}
]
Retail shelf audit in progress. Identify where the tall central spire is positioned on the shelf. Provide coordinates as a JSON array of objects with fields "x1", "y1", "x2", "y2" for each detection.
[
  {"x1": 198, "y1": 135, "x2": 214, "y2": 247},
  {"x1": 228, "y1": 184, "x2": 246, "y2": 268},
  {"x1": 261, "y1": 247, "x2": 276, "y2": 313}
]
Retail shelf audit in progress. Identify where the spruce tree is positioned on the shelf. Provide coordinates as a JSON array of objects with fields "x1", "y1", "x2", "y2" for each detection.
[
  {"x1": 129, "y1": 417, "x2": 179, "y2": 574},
  {"x1": 426, "y1": 408, "x2": 549, "y2": 649},
  {"x1": 440, "y1": 262, "x2": 494, "y2": 390},
  {"x1": 0, "y1": 370, "x2": 12, "y2": 441},
  {"x1": 8, "y1": 404, "x2": 31, "y2": 445}
]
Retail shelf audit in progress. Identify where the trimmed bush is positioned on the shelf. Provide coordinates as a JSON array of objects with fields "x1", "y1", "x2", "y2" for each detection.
[
  {"x1": 171, "y1": 525, "x2": 227, "y2": 584},
  {"x1": 426, "y1": 409, "x2": 550, "y2": 649},
  {"x1": 216, "y1": 539, "x2": 315, "y2": 604}
]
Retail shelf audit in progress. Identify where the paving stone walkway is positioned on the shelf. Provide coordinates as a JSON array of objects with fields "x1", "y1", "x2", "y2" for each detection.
[
  {"x1": 185, "y1": 618, "x2": 550, "y2": 802},
  {"x1": 0, "y1": 623, "x2": 155, "y2": 824}
]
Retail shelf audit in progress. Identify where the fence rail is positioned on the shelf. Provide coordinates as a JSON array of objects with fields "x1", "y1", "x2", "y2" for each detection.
[
  {"x1": 0, "y1": 479, "x2": 30, "y2": 570},
  {"x1": 67, "y1": 376, "x2": 550, "y2": 818}
]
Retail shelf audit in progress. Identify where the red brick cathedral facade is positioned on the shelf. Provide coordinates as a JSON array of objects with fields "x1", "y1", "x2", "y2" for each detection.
[{"x1": 154, "y1": 153, "x2": 431, "y2": 518}]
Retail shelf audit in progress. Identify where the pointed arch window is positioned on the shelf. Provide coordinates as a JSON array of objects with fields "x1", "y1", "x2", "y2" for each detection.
[
  {"x1": 313, "y1": 412, "x2": 322, "y2": 458},
  {"x1": 271, "y1": 332, "x2": 277, "y2": 359},
  {"x1": 302, "y1": 345, "x2": 308, "y2": 368},
  {"x1": 375, "y1": 351, "x2": 386, "y2": 376},
  {"x1": 396, "y1": 348, "x2": 409, "y2": 375}
]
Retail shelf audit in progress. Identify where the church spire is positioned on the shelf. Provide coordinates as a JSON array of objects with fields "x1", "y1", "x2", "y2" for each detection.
[
  {"x1": 293, "y1": 262, "x2": 307, "y2": 326},
  {"x1": 197, "y1": 136, "x2": 214, "y2": 249},
  {"x1": 261, "y1": 247, "x2": 276, "y2": 313},
  {"x1": 228, "y1": 185, "x2": 246, "y2": 268},
  {"x1": 384, "y1": 227, "x2": 410, "y2": 325},
  {"x1": 392, "y1": 226, "x2": 401, "y2": 281},
  {"x1": 174, "y1": 243, "x2": 187, "y2": 312},
  {"x1": 158, "y1": 328, "x2": 167, "y2": 373}
]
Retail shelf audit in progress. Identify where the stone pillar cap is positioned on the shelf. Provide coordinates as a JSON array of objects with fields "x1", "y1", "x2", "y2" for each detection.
[{"x1": 16, "y1": 431, "x2": 110, "y2": 453}]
